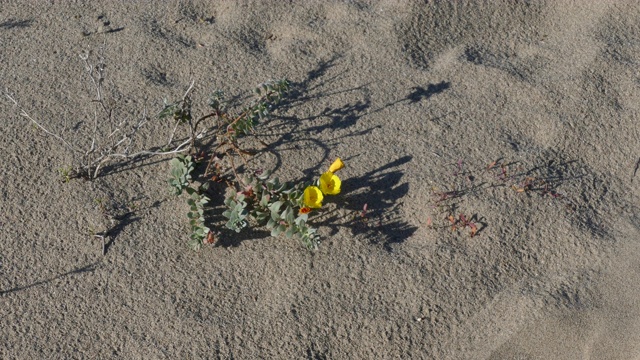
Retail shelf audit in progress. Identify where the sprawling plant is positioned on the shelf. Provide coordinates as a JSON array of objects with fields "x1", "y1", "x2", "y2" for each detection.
[{"x1": 165, "y1": 80, "x2": 346, "y2": 250}]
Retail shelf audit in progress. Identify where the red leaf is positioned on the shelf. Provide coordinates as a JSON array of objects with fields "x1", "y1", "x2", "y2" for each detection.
[
  {"x1": 205, "y1": 231, "x2": 216, "y2": 244},
  {"x1": 469, "y1": 223, "x2": 477, "y2": 238}
]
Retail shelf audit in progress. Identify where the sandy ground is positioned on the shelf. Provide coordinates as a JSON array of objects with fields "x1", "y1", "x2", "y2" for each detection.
[{"x1": 1, "y1": 1, "x2": 640, "y2": 359}]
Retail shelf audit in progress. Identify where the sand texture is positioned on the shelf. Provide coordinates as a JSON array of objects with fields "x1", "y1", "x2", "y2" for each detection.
[{"x1": 1, "y1": 1, "x2": 640, "y2": 359}]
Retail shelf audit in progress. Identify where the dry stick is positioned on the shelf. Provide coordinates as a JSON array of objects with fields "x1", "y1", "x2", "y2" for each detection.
[
  {"x1": 633, "y1": 157, "x2": 640, "y2": 182},
  {"x1": 7, "y1": 89, "x2": 193, "y2": 179},
  {"x1": 5, "y1": 93, "x2": 79, "y2": 152},
  {"x1": 92, "y1": 137, "x2": 192, "y2": 179},
  {"x1": 80, "y1": 36, "x2": 109, "y2": 115},
  {"x1": 93, "y1": 234, "x2": 107, "y2": 256},
  {"x1": 89, "y1": 104, "x2": 199, "y2": 178},
  {"x1": 87, "y1": 108, "x2": 98, "y2": 156},
  {"x1": 162, "y1": 82, "x2": 199, "y2": 148},
  {"x1": 81, "y1": 47, "x2": 110, "y2": 175},
  {"x1": 166, "y1": 118, "x2": 181, "y2": 146},
  {"x1": 9, "y1": 42, "x2": 198, "y2": 179}
]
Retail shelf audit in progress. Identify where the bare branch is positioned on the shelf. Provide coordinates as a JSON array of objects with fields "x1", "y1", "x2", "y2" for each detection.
[
  {"x1": 92, "y1": 138, "x2": 192, "y2": 179},
  {"x1": 183, "y1": 80, "x2": 195, "y2": 101},
  {"x1": 5, "y1": 92, "x2": 79, "y2": 152},
  {"x1": 167, "y1": 118, "x2": 181, "y2": 146}
]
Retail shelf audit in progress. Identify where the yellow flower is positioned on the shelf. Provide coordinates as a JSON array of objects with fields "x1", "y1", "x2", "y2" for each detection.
[
  {"x1": 319, "y1": 171, "x2": 341, "y2": 195},
  {"x1": 303, "y1": 186, "x2": 324, "y2": 208},
  {"x1": 328, "y1": 158, "x2": 344, "y2": 173}
]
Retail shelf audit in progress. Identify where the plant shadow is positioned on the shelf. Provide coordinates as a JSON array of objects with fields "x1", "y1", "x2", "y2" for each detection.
[
  {"x1": 0, "y1": 262, "x2": 99, "y2": 296},
  {"x1": 197, "y1": 57, "x2": 451, "y2": 250},
  {"x1": 0, "y1": 18, "x2": 33, "y2": 29},
  {"x1": 102, "y1": 211, "x2": 140, "y2": 255},
  {"x1": 248, "y1": 56, "x2": 379, "y2": 177},
  {"x1": 90, "y1": 189, "x2": 165, "y2": 254},
  {"x1": 316, "y1": 156, "x2": 417, "y2": 251},
  {"x1": 253, "y1": 58, "x2": 450, "y2": 179}
]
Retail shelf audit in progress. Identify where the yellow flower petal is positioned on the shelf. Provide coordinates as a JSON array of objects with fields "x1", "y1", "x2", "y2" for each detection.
[
  {"x1": 328, "y1": 158, "x2": 344, "y2": 173},
  {"x1": 319, "y1": 172, "x2": 341, "y2": 195},
  {"x1": 303, "y1": 186, "x2": 324, "y2": 208}
]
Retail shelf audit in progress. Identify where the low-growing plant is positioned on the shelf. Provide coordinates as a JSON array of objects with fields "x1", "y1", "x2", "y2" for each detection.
[
  {"x1": 7, "y1": 37, "x2": 351, "y2": 252},
  {"x1": 168, "y1": 155, "x2": 195, "y2": 196},
  {"x1": 58, "y1": 166, "x2": 74, "y2": 183},
  {"x1": 221, "y1": 159, "x2": 344, "y2": 249},
  {"x1": 427, "y1": 157, "x2": 580, "y2": 239},
  {"x1": 185, "y1": 187, "x2": 211, "y2": 250},
  {"x1": 447, "y1": 213, "x2": 479, "y2": 238},
  {"x1": 163, "y1": 79, "x2": 348, "y2": 250},
  {"x1": 171, "y1": 154, "x2": 346, "y2": 250}
]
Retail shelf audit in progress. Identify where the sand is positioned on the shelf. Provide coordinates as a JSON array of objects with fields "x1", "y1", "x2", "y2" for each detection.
[{"x1": 1, "y1": 1, "x2": 639, "y2": 358}]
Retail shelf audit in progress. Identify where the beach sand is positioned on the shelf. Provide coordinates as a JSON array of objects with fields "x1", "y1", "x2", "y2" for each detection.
[{"x1": 1, "y1": 1, "x2": 639, "y2": 358}]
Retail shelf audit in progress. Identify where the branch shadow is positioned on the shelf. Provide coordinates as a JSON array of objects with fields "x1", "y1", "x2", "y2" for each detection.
[
  {"x1": 0, "y1": 18, "x2": 33, "y2": 29},
  {"x1": 367, "y1": 80, "x2": 451, "y2": 115},
  {"x1": 142, "y1": 65, "x2": 174, "y2": 86},
  {"x1": 102, "y1": 211, "x2": 140, "y2": 255},
  {"x1": 254, "y1": 66, "x2": 450, "y2": 179},
  {"x1": 95, "y1": 151, "x2": 173, "y2": 179},
  {"x1": 252, "y1": 56, "x2": 380, "y2": 177},
  {"x1": 0, "y1": 262, "x2": 99, "y2": 296},
  {"x1": 89, "y1": 190, "x2": 165, "y2": 254},
  {"x1": 406, "y1": 81, "x2": 451, "y2": 104}
]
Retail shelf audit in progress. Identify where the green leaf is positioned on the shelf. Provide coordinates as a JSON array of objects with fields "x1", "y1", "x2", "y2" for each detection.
[
  {"x1": 269, "y1": 201, "x2": 282, "y2": 211},
  {"x1": 271, "y1": 225, "x2": 282, "y2": 237},
  {"x1": 285, "y1": 226, "x2": 295, "y2": 238},
  {"x1": 295, "y1": 214, "x2": 308, "y2": 225},
  {"x1": 282, "y1": 206, "x2": 295, "y2": 223},
  {"x1": 187, "y1": 238, "x2": 202, "y2": 251}
]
